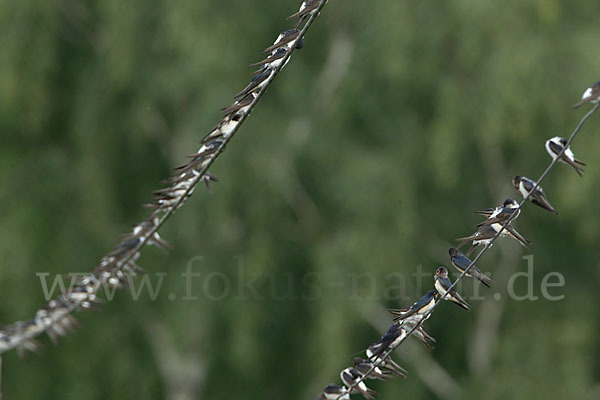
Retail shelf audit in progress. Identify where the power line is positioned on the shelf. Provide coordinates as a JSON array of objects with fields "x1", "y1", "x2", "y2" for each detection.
[
  {"x1": 335, "y1": 101, "x2": 599, "y2": 399},
  {"x1": 0, "y1": 0, "x2": 330, "y2": 355}
]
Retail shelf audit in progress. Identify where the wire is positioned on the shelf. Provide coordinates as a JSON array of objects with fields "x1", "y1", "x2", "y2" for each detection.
[
  {"x1": 336, "y1": 101, "x2": 600, "y2": 398},
  {"x1": 0, "y1": 0, "x2": 331, "y2": 355}
]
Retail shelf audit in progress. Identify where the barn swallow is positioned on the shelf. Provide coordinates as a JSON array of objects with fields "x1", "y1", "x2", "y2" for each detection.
[
  {"x1": 368, "y1": 323, "x2": 408, "y2": 360},
  {"x1": 512, "y1": 175, "x2": 558, "y2": 214},
  {"x1": 365, "y1": 344, "x2": 407, "y2": 377},
  {"x1": 353, "y1": 357, "x2": 399, "y2": 380},
  {"x1": 457, "y1": 221, "x2": 530, "y2": 256},
  {"x1": 250, "y1": 47, "x2": 289, "y2": 71},
  {"x1": 340, "y1": 367, "x2": 377, "y2": 400},
  {"x1": 317, "y1": 384, "x2": 350, "y2": 400},
  {"x1": 388, "y1": 290, "x2": 438, "y2": 323},
  {"x1": 233, "y1": 70, "x2": 272, "y2": 99},
  {"x1": 434, "y1": 267, "x2": 471, "y2": 311},
  {"x1": 545, "y1": 136, "x2": 586, "y2": 177},
  {"x1": 263, "y1": 29, "x2": 301, "y2": 53},
  {"x1": 132, "y1": 218, "x2": 172, "y2": 251},
  {"x1": 449, "y1": 247, "x2": 493, "y2": 287},
  {"x1": 475, "y1": 198, "x2": 520, "y2": 228},
  {"x1": 474, "y1": 200, "x2": 530, "y2": 249},
  {"x1": 572, "y1": 81, "x2": 600, "y2": 109},
  {"x1": 221, "y1": 93, "x2": 256, "y2": 115},
  {"x1": 456, "y1": 224, "x2": 497, "y2": 256},
  {"x1": 287, "y1": 0, "x2": 321, "y2": 21}
]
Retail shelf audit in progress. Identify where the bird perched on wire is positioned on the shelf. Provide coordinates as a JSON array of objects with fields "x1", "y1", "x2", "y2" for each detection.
[
  {"x1": 512, "y1": 176, "x2": 558, "y2": 214},
  {"x1": 367, "y1": 323, "x2": 408, "y2": 360},
  {"x1": 545, "y1": 136, "x2": 586, "y2": 177},
  {"x1": 463, "y1": 199, "x2": 531, "y2": 253},
  {"x1": 455, "y1": 224, "x2": 497, "y2": 256},
  {"x1": 572, "y1": 81, "x2": 600, "y2": 109},
  {"x1": 457, "y1": 221, "x2": 530, "y2": 256},
  {"x1": 388, "y1": 290, "x2": 438, "y2": 324},
  {"x1": 434, "y1": 267, "x2": 471, "y2": 311},
  {"x1": 364, "y1": 342, "x2": 407, "y2": 378},
  {"x1": 233, "y1": 69, "x2": 272, "y2": 100},
  {"x1": 449, "y1": 247, "x2": 493, "y2": 287},
  {"x1": 316, "y1": 384, "x2": 350, "y2": 400},
  {"x1": 475, "y1": 198, "x2": 520, "y2": 228},
  {"x1": 288, "y1": 0, "x2": 321, "y2": 25},
  {"x1": 340, "y1": 367, "x2": 377, "y2": 400},
  {"x1": 263, "y1": 29, "x2": 302, "y2": 53},
  {"x1": 353, "y1": 357, "x2": 401, "y2": 380},
  {"x1": 251, "y1": 47, "x2": 290, "y2": 72}
]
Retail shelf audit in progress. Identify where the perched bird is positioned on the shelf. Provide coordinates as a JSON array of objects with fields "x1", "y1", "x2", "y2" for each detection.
[
  {"x1": 458, "y1": 217, "x2": 530, "y2": 256},
  {"x1": 233, "y1": 70, "x2": 272, "y2": 99},
  {"x1": 388, "y1": 290, "x2": 438, "y2": 323},
  {"x1": 317, "y1": 384, "x2": 350, "y2": 400},
  {"x1": 545, "y1": 136, "x2": 586, "y2": 177},
  {"x1": 368, "y1": 324, "x2": 407, "y2": 359},
  {"x1": 263, "y1": 29, "x2": 301, "y2": 53},
  {"x1": 365, "y1": 344, "x2": 407, "y2": 377},
  {"x1": 572, "y1": 81, "x2": 600, "y2": 109},
  {"x1": 475, "y1": 198, "x2": 520, "y2": 228},
  {"x1": 434, "y1": 267, "x2": 471, "y2": 311},
  {"x1": 250, "y1": 47, "x2": 289, "y2": 71},
  {"x1": 221, "y1": 93, "x2": 256, "y2": 115},
  {"x1": 287, "y1": 0, "x2": 321, "y2": 21},
  {"x1": 512, "y1": 175, "x2": 558, "y2": 214},
  {"x1": 449, "y1": 247, "x2": 493, "y2": 287},
  {"x1": 353, "y1": 357, "x2": 400, "y2": 380},
  {"x1": 132, "y1": 218, "x2": 172, "y2": 251},
  {"x1": 456, "y1": 224, "x2": 498, "y2": 256},
  {"x1": 340, "y1": 367, "x2": 377, "y2": 400}
]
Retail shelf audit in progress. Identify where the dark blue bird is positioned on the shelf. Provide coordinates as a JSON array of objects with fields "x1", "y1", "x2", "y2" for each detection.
[{"x1": 449, "y1": 247, "x2": 493, "y2": 287}]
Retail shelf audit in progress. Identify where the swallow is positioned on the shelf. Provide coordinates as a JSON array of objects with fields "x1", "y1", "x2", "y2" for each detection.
[
  {"x1": 512, "y1": 175, "x2": 558, "y2": 214},
  {"x1": 317, "y1": 384, "x2": 350, "y2": 400},
  {"x1": 572, "y1": 81, "x2": 600, "y2": 109},
  {"x1": 353, "y1": 357, "x2": 400, "y2": 380},
  {"x1": 365, "y1": 344, "x2": 407, "y2": 377},
  {"x1": 388, "y1": 290, "x2": 438, "y2": 323},
  {"x1": 132, "y1": 217, "x2": 173, "y2": 251},
  {"x1": 340, "y1": 367, "x2": 377, "y2": 400},
  {"x1": 456, "y1": 224, "x2": 496, "y2": 255},
  {"x1": 545, "y1": 136, "x2": 586, "y2": 177},
  {"x1": 475, "y1": 201, "x2": 531, "y2": 249},
  {"x1": 233, "y1": 70, "x2": 272, "y2": 99},
  {"x1": 457, "y1": 221, "x2": 530, "y2": 256},
  {"x1": 449, "y1": 247, "x2": 493, "y2": 287},
  {"x1": 251, "y1": 47, "x2": 289, "y2": 71},
  {"x1": 434, "y1": 266, "x2": 471, "y2": 311},
  {"x1": 368, "y1": 323, "x2": 408, "y2": 360},
  {"x1": 221, "y1": 93, "x2": 256, "y2": 115},
  {"x1": 475, "y1": 198, "x2": 520, "y2": 228},
  {"x1": 287, "y1": 0, "x2": 321, "y2": 21},
  {"x1": 263, "y1": 29, "x2": 301, "y2": 53}
]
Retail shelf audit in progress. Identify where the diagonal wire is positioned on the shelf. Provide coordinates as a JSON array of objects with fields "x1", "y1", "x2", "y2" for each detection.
[
  {"x1": 0, "y1": 0, "x2": 330, "y2": 355},
  {"x1": 79, "y1": 0, "x2": 331, "y2": 290},
  {"x1": 336, "y1": 101, "x2": 599, "y2": 398}
]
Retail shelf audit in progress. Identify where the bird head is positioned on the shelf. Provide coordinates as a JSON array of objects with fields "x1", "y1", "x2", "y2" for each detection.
[
  {"x1": 512, "y1": 176, "x2": 521, "y2": 188},
  {"x1": 448, "y1": 247, "x2": 458, "y2": 257},
  {"x1": 435, "y1": 266, "x2": 448, "y2": 279}
]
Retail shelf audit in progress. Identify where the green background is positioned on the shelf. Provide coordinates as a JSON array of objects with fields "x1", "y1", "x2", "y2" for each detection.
[{"x1": 1, "y1": 0, "x2": 599, "y2": 399}]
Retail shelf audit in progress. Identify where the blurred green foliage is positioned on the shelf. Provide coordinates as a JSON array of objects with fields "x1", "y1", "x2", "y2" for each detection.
[{"x1": 1, "y1": 0, "x2": 600, "y2": 399}]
